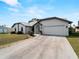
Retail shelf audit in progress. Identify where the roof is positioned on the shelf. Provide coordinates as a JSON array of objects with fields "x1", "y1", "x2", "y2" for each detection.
[
  {"x1": 12, "y1": 22, "x2": 28, "y2": 28},
  {"x1": 38, "y1": 17, "x2": 72, "y2": 24},
  {"x1": 28, "y1": 21, "x2": 37, "y2": 26},
  {"x1": 20, "y1": 22, "x2": 30, "y2": 26},
  {"x1": 12, "y1": 21, "x2": 37, "y2": 27},
  {"x1": 12, "y1": 17, "x2": 72, "y2": 27}
]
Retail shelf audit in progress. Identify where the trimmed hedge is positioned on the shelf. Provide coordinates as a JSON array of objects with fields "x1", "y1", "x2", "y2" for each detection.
[
  {"x1": 28, "y1": 31, "x2": 34, "y2": 36},
  {"x1": 16, "y1": 31, "x2": 23, "y2": 34},
  {"x1": 69, "y1": 32, "x2": 79, "y2": 37},
  {"x1": 11, "y1": 31, "x2": 16, "y2": 34}
]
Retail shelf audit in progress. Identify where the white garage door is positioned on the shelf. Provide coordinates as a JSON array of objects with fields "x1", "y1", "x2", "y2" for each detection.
[{"x1": 42, "y1": 25, "x2": 68, "y2": 36}]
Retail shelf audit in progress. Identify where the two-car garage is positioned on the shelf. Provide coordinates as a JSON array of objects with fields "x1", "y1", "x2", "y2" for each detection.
[
  {"x1": 42, "y1": 25, "x2": 68, "y2": 36},
  {"x1": 34, "y1": 17, "x2": 72, "y2": 36}
]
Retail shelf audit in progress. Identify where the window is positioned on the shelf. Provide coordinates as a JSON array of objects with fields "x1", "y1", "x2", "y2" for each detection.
[
  {"x1": 21, "y1": 27, "x2": 23, "y2": 32},
  {"x1": 66, "y1": 26, "x2": 68, "y2": 28},
  {"x1": 15, "y1": 28, "x2": 16, "y2": 31}
]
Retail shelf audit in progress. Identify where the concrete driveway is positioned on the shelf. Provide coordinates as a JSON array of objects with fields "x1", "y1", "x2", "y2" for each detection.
[{"x1": 0, "y1": 35, "x2": 78, "y2": 59}]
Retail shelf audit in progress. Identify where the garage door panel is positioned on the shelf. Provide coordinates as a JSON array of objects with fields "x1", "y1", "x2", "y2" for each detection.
[{"x1": 42, "y1": 25, "x2": 68, "y2": 36}]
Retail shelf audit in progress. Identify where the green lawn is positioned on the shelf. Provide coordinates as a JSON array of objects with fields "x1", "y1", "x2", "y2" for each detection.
[
  {"x1": 0, "y1": 34, "x2": 30, "y2": 46},
  {"x1": 68, "y1": 36, "x2": 79, "y2": 57}
]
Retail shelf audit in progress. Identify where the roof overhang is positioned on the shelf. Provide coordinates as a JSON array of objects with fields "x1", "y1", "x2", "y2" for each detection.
[{"x1": 38, "y1": 17, "x2": 72, "y2": 24}]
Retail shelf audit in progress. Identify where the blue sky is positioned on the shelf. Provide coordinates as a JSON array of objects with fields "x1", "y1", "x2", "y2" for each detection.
[{"x1": 0, "y1": 0, "x2": 79, "y2": 27}]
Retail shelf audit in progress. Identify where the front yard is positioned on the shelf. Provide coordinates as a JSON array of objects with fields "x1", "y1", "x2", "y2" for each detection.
[
  {"x1": 68, "y1": 36, "x2": 79, "y2": 57},
  {"x1": 0, "y1": 33, "x2": 79, "y2": 57},
  {"x1": 0, "y1": 34, "x2": 30, "y2": 46}
]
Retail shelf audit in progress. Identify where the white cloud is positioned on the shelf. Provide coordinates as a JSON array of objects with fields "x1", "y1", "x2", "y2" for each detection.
[
  {"x1": 25, "y1": 6, "x2": 47, "y2": 18},
  {"x1": 0, "y1": 0, "x2": 21, "y2": 12},
  {"x1": 24, "y1": 5, "x2": 55, "y2": 19},
  {"x1": 72, "y1": 12, "x2": 79, "y2": 17},
  {"x1": 8, "y1": 8, "x2": 19, "y2": 12},
  {"x1": 0, "y1": 0, "x2": 20, "y2": 7},
  {"x1": 55, "y1": 12, "x2": 79, "y2": 26}
]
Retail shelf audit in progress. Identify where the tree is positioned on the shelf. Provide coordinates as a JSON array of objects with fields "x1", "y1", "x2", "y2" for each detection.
[{"x1": 69, "y1": 26, "x2": 75, "y2": 35}]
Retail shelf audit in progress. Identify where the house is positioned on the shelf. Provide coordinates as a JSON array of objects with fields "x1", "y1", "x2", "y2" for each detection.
[
  {"x1": 12, "y1": 22, "x2": 31, "y2": 34},
  {"x1": 75, "y1": 26, "x2": 79, "y2": 32},
  {"x1": 0, "y1": 25, "x2": 11, "y2": 33},
  {"x1": 12, "y1": 18, "x2": 38, "y2": 34},
  {"x1": 12, "y1": 17, "x2": 72, "y2": 36},
  {"x1": 75, "y1": 21, "x2": 79, "y2": 32},
  {"x1": 33, "y1": 17, "x2": 72, "y2": 36}
]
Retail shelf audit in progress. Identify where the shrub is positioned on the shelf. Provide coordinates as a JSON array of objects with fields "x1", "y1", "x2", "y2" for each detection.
[
  {"x1": 69, "y1": 27, "x2": 75, "y2": 35},
  {"x1": 16, "y1": 31, "x2": 23, "y2": 34},
  {"x1": 11, "y1": 31, "x2": 16, "y2": 34},
  {"x1": 69, "y1": 32, "x2": 79, "y2": 37},
  {"x1": 28, "y1": 31, "x2": 34, "y2": 36},
  {"x1": 0, "y1": 32, "x2": 8, "y2": 34}
]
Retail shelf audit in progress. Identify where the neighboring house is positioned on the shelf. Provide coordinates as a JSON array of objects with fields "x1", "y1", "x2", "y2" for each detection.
[
  {"x1": 75, "y1": 21, "x2": 79, "y2": 32},
  {"x1": 12, "y1": 19, "x2": 37, "y2": 34},
  {"x1": 0, "y1": 26, "x2": 11, "y2": 33},
  {"x1": 12, "y1": 17, "x2": 72, "y2": 36},
  {"x1": 33, "y1": 17, "x2": 72, "y2": 36},
  {"x1": 12, "y1": 22, "x2": 32, "y2": 34},
  {"x1": 75, "y1": 26, "x2": 79, "y2": 32}
]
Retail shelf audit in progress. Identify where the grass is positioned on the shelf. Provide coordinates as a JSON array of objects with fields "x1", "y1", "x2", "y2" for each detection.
[
  {"x1": 68, "y1": 36, "x2": 79, "y2": 57},
  {"x1": 0, "y1": 34, "x2": 30, "y2": 46}
]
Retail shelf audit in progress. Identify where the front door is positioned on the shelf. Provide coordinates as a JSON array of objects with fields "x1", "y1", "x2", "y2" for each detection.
[{"x1": 34, "y1": 23, "x2": 42, "y2": 34}]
